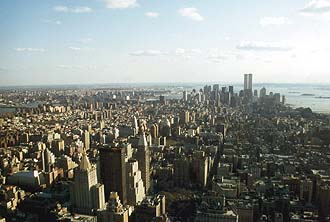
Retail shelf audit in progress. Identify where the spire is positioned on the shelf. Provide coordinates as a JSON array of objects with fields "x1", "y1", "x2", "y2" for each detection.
[
  {"x1": 138, "y1": 133, "x2": 148, "y2": 147},
  {"x1": 79, "y1": 151, "x2": 91, "y2": 170}
]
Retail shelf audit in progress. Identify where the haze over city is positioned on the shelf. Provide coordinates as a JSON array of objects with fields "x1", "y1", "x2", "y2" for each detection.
[
  {"x1": 2, "y1": 1, "x2": 330, "y2": 222},
  {"x1": 1, "y1": 0, "x2": 330, "y2": 86}
]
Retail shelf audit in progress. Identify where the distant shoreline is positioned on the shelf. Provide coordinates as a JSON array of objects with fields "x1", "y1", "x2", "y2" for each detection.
[{"x1": 1, "y1": 82, "x2": 330, "y2": 90}]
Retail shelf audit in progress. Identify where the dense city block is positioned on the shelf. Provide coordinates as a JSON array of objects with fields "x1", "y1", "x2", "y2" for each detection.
[{"x1": 0, "y1": 76, "x2": 330, "y2": 222}]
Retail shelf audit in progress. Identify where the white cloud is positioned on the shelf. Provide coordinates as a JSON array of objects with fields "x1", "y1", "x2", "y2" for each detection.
[
  {"x1": 57, "y1": 65, "x2": 79, "y2": 69},
  {"x1": 68, "y1": 47, "x2": 82, "y2": 51},
  {"x1": 68, "y1": 46, "x2": 93, "y2": 51},
  {"x1": 54, "y1": 6, "x2": 92, "y2": 13},
  {"x1": 72, "y1": 7, "x2": 93, "y2": 13},
  {"x1": 104, "y1": 0, "x2": 138, "y2": 9},
  {"x1": 175, "y1": 48, "x2": 201, "y2": 59},
  {"x1": 178, "y1": 8, "x2": 204, "y2": 21},
  {"x1": 208, "y1": 49, "x2": 241, "y2": 63},
  {"x1": 301, "y1": 0, "x2": 330, "y2": 16},
  {"x1": 54, "y1": 6, "x2": 68, "y2": 12},
  {"x1": 145, "y1": 12, "x2": 159, "y2": 18},
  {"x1": 260, "y1": 17, "x2": 290, "y2": 26},
  {"x1": 237, "y1": 41, "x2": 292, "y2": 51},
  {"x1": 129, "y1": 50, "x2": 167, "y2": 56},
  {"x1": 15, "y1": 48, "x2": 46, "y2": 52},
  {"x1": 57, "y1": 65, "x2": 98, "y2": 70}
]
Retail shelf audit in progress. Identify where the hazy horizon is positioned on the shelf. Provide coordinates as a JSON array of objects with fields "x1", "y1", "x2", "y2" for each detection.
[
  {"x1": 1, "y1": 0, "x2": 330, "y2": 86},
  {"x1": 2, "y1": 81, "x2": 330, "y2": 89}
]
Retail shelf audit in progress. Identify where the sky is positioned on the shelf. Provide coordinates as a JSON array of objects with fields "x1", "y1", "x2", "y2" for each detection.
[{"x1": 1, "y1": 0, "x2": 330, "y2": 86}]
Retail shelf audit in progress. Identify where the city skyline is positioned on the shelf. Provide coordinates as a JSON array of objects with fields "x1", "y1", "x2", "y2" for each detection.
[{"x1": 1, "y1": 0, "x2": 330, "y2": 86}]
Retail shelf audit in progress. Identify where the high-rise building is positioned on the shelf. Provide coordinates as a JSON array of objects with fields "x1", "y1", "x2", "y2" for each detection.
[
  {"x1": 244, "y1": 74, "x2": 253, "y2": 90},
  {"x1": 191, "y1": 151, "x2": 209, "y2": 187},
  {"x1": 136, "y1": 133, "x2": 150, "y2": 194},
  {"x1": 150, "y1": 123, "x2": 159, "y2": 139},
  {"x1": 159, "y1": 95, "x2": 166, "y2": 105},
  {"x1": 260, "y1": 87, "x2": 267, "y2": 98},
  {"x1": 318, "y1": 184, "x2": 330, "y2": 219},
  {"x1": 229, "y1": 86, "x2": 234, "y2": 95},
  {"x1": 274, "y1": 93, "x2": 281, "y2": 104},
  {"x1": 183, "y1": 91, "x2": 188, "y2": 102},
  {"x1": 71, "y1": 152, "x2": 106, "y2": 214},
  {"x1": 83, "y1": 130, "x2": 90, "y2": 150},
  {"x1": 51, "y1": 139, "x2": 64, "y2": 156},
  {"x1": 100, "y1": 146, "x2": 127, "y2": 205},
  {"x1": 132, "y1": 116, "x2": 139, "y2": 132},
  {"x1": 126, "y1": 159, "x2": 145, "y2": 205},
  {"x1": 173, "y1": 157, "x2": 190, "y2": 187},
  {"x1": 41, "y1": 147, "x2": 55, "y2": 172},
  {"x1": 254, "y1": 89, "x2": 258, "y2": 97},
  {"x1": 179, "y1": 111, "x2": 189, "y2": 125}
]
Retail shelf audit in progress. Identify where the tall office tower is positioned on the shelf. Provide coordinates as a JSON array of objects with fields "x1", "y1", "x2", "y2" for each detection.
[
  {"x1": 83, "y1": 130, "x2": 90, "y2": 150},
  {"x1": 244, "y1": 73, "x2": 253, "y2": 90},
  {"x1": 126, "y1": 159, "x2": 145, "y2": 205},
  {"x1": 51, "y1": 139, "x2": 64, "y2": 156},
  {"x1": 136, "y1": 133, "x2": 150, "y2": 194},
  {"x1": 191, "y1": 151, "x2": 209, "y2": 187},
  {"x1": 229, "y1": 86, "x2": 234, "y2": 95},
  {"x1": 274, "y1": 93, "x2": 281, "y2": 104},
  {"x1": 159, "y1": 95, "x2": 166, "y2": 105},
  {"x1": 260, "y1": 87, "x2": 267, "y2": 98},
  {"x1": 213, "y1": 84, "x2": 220, "y2": 92},
  {"x1": 150, "y1": 123, "x2": 159, "y2": 139},
  {"x1": 179, "y1": 111, "x2": 190, "y2": 125},
  {"x1": 132, "y1": 116, "x2": 139, "y2": 132},
  {"x1": 71, "y1": 152, "x2": 106, "y2": 214},
  {"x1": 100, "y1": 146, "x2": 127, "y2": 205},
  {"x1": 41, "y1": 147, "x2": 55, "y2": 172},
  {"x1": 318, "y1": 184, "x2": 330, "y2": 219},
  {"x1": 99, "y1": 120, "x2": 105, "y2": 130},
  {"x1": 254, "y1": 89, "x2": 258, "y2": 97},
  {"x1": 183, "y1": 90, "x2": 188, "y2": 102},
  {"x1": 174, "y1": 157, "x2": 190, "y2": 187}
]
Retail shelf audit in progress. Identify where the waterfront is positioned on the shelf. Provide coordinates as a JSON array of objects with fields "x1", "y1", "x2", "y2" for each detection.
[
  {"x1": 167, "y1": 83, "x2": 330, "y2": 114},
  {"x1": 1, "y1": 83, "x2": 330, "y2": 114}
]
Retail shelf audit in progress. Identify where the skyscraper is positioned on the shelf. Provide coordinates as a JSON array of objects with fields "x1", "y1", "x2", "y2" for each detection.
[
  {"x1": 260, "y1": 87, "x2": 267, "y2": 98},
  {"x1": 71, "y1": 152, "x2": 105, "y2": 214},
  {"x1": 83, "y1": 130, "x2": 90, "y2": 150},
  {"x1": 100, "y1": 146, "x2": 127, "y2": 205},
  {"x1": 132, "y1": 116, "x2": 139, "y2": 133},
  {"x1": 136, "y1": 133, "x2": 151, "y2": 194},
  {"x1": 41, "y1": 147, "x2": 55, "y2": 172},
  {"x1": 126, "y1": 159, "x2": 145, "y2": 205},
  {"x1": 183, "y1": 90, "x2": 188, "y2": 102},
  {"x1": 228, "y1": 86, "x2": 234, "y2": 95},
  {"x1": 244, "y1": 74, "x2": 253, "y2": 90},
  {"x1": 244, "y1": 74, "x2": 253, "y2": 101}
]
